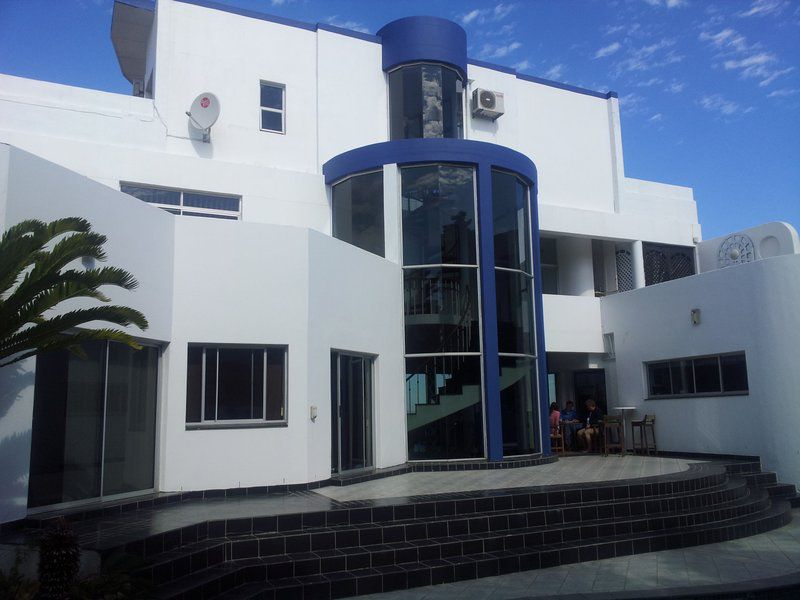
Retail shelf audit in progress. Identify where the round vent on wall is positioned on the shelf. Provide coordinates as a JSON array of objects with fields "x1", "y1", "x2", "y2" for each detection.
[
  {"x1": 717, "y1": 233, "x2": 755, "y2": 268},
  {"x1": 479, "y1": 90, "x2": 496, "y2": 109}
]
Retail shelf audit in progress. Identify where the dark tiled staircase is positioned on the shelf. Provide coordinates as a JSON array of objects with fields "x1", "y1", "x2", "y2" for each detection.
[{"x1": 66, "y1": 459, "x2": 792, "y2": 599}]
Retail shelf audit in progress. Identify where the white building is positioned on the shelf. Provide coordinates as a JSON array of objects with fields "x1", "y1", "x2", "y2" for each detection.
[{"x1": 0, "y1": 0, "x2": 798, "y2": 525}]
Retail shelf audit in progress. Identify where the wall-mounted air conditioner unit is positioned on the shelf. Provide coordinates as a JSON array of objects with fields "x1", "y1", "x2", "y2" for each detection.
[{"x1": 472, "y1": 88, "x2": 505, "y2": 121}]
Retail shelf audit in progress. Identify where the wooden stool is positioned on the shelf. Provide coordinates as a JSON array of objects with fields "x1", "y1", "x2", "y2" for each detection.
[
  {"x1": 602, "y1": 416, "x2": 624, "y2": 456},
  {"x1": 632, "y1": 414, "x2": 657, "y2": 455},
  {"x1": 550, "y1": 423, "x2": 565, "y2": 455}
]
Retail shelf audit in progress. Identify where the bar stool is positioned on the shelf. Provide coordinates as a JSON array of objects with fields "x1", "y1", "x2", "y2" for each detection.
[
  {"x1": 632, "y1": 414, "x2": 657, "y2": 455},
  {"x1": 550, "y1": 423, "x2": 565, "y2": 455},
  {"x1": 602, "y1": 416, "x2": 624, "y2": 456}
]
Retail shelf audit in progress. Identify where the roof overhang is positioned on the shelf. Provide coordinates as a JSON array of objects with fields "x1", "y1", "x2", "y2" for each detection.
[{"x1": 111, "y1": 0, "x2": 156, "y2": 85}]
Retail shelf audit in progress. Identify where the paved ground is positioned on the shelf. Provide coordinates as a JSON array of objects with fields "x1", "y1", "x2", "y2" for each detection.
[
  {"x1": 359, "y1": 508, "x2": 800, "y2": 599},
  {"x1": 316, "y1": 456, "x2": 697, "y2": 502}
]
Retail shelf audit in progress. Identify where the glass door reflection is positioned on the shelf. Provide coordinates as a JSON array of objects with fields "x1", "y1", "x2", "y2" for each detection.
[{"x1": 331, "y1": 352, "x2": 374, "y2": 473}]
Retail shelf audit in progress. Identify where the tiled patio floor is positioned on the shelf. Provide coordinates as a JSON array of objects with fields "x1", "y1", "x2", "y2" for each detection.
[
  {"x1": 316, "y1": 456, "x2": 697, "y2": 502},
  {"x1": 359, "y1": 508, "x2": 800, "y2": 599}
]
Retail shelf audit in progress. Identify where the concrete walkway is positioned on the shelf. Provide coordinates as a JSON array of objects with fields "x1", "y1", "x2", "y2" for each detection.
[
  {"x1": 316, "y1": 456, "x2": 697, "y2": 502},
  {"x1": 360, "y1": 508, "x2": 800, "y2": 599}
]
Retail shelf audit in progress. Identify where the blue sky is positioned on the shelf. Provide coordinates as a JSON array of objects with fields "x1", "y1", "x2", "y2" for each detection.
[{"x1": 0, "y1": 0, "x2": 797, "y2": 238}]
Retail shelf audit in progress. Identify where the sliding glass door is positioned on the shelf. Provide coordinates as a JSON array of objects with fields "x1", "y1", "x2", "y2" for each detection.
[
  {"x1": 28, "y1": 341, "x2": 158, "y2": 508},
  {"x1": 331, "y1": 352, "x2": 374, "y2": 473}
]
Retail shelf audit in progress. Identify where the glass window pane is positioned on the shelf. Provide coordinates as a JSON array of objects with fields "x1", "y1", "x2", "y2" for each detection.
[
  {"x1": 648, "y1": 362, "x2": 671, "y2": 396},
  {"x1": 266, "y1": 348, "x2": 285, "y2": 420},
  {"x1": 540, "y1": 238, "x2": 558, "y2": 265},
  {"x1": 501, "y1": 356, "x2": 538, "y2": 456},
  {"x1": 492, "y1": 170, "x2": 531, "y2": 272},
  {"x1": 261, "y1": 109, "x2": 283, "y2": 132},
  {"x1": 401, "y1": 165, "x2": 476, "y2": 266},
  {"x1": 204, "y1": 349, "x2": 217, "y2": 420},
  {"x1": 28, "y1": 343, "x2": 106, "y2": 507},
  {"x1": 252, "y1": 350, "x2": 264, "y2": 420},
  {"x1": 260, "y1": 84, "x2": 283, "y2": 110},
  {"x1": 121, "y1": 184, "x2": 180, "y2": 206},
  {"x1": 693, "y1": 357, "x2": 722, "y2": 393},
  {"x1": 406, "y1": 356, "x2": 484, "y2": 460},
  {"x1": 721, "y1": 354, "x2": 748, "y2": 392},
  {"x1": 103, "y1": 344, "x2": 158, "y2": 496},
  {"x1": 217, "y1": 349, "x2": 257, "y2": 420},
  {"x1": 332, "y1": 171, "x2": 385, "y2": 257},
  {"x1": 442, "y1": 67, "x2": 463, "y2": 139},
  {"x1": 404, "y1": 267, "x2": 480, "y2": 354},
  {"x1": 389, "y1": 65, "x2": 423, "y2": 140},
  {"x1": 181, "y1": 211, "x2": 238, "y2": 220},
  {"x1": 183, "y1": 192, "x2": 239, "y2": 212},
  {"x1": 186, "y1": 346, "x2": 203, "y2": 422},
  {"x1": 421, "y1": 64, "x2": 444, "y2": 138},
  {"x1": 495, "y1": 270, "x2": 535, "y2": 355},
  {"x1": 669, "y1": 359, "x2": 695, "y2": 395}
]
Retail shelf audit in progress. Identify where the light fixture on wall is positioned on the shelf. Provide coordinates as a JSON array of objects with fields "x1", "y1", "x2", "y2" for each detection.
[{"x1": 691, "y1": 308, "x2": 701, "y2": 326}]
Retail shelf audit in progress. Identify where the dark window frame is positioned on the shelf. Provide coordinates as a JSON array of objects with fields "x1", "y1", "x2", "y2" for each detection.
[
  {"x1": 186, "y1": 345, "x2": 288, "y2": 429},
  {"x1": 331, "y1": 169, "x2": 385, "y2": 257},
  {"x1": 645, "y1": 351, "x2": 748, "y2": 399},
  {"x1": 120, "y1": 182, "x2": 241, "y2": 220},
  {"x1": 259, "y1": 81, "x2": 286, "y2": 134}
]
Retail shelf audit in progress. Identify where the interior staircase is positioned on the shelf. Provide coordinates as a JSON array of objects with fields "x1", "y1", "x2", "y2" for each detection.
[{"x1": 60, "y1": 459, "x2": 795, "y2": 599}]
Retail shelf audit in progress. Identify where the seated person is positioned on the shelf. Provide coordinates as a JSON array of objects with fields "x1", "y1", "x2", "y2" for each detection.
[
  {"x1": 559, "y1": 401, "x2": 580, "y2": 450},
  {"x1": 560, "y1": 401, "x2": 578, "y2": 422},
  {"x1": 576, "y1": 399, "x2": 603, "y2": 453},
  {"x1": 549, "y1": 402, "x2": 561, "y2": 435}
]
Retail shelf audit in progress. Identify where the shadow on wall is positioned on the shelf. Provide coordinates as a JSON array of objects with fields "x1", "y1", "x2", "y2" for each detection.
[{"x1": 0, "y1": 360, "x2": 35, "y2": 523}]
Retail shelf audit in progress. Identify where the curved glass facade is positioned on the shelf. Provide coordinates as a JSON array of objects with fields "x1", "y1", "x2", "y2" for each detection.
[
  {"x1": 402, "y1": 164, "x2": 482, "y2": 460},
  {"x1": 492, "y1": 170, "x2": 539, "y2": 456},
  {"x1": 332, "y1": 171, "x2": 384, "y2": 257},
  {"x1": 389, "y1": 64, "x2": 464, "y2": 140}
]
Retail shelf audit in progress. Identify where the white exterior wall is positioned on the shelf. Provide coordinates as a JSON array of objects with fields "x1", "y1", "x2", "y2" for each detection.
[
  {"x1": 601, "y1": 254, "x2": 800, "y2": 482},
  {"x1": 698, "y1": 222, "x2": 800, "y2": 273}
]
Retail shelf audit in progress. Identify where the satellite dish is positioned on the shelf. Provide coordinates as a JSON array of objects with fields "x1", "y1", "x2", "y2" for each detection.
[{"x1": 186, "y1": 92, "x2": 220, "y2": 142}]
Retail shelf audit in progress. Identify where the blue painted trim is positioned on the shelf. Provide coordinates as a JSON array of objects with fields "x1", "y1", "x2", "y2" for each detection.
[
  {"x1": 116, "y1": 0, "x2": 155, "y2": 10},
  {"x1": 467, "y1": 59, "x2": 617, "y2": 100},
  {"x1": 323, "y1": 139, "x2": 536, "y2": 186},
  {"x1": 529, "y1": 181, "x2": 552, "y2": 455},
  {"x1": 467, "y1": 58, "x2": 516, "y2": 75},
  {"x1": 477, "y1": 164, "x2": 503, "y2": 461},
  {"x1": 173, "y1": 0, "x2": 381, "y2": 43},
  {"x1": 377, "y1": 16, "x2": 467, "y2": 79},
  {"x1": 317, "y1": 23, "x2": 381, "y2": 44}
]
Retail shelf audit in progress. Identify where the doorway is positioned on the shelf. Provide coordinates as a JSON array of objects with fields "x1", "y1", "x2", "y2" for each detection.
[
  {"x1": 331, "y1": 352, "x2": 374, "y2": 474},
  {"x1": 573, "y1": 369, "x2": 607, "y2": 416}
]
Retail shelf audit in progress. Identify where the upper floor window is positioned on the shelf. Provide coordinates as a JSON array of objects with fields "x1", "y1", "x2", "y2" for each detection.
[
  {"x1": 540, "y1": 238, "x2": 559, "y2": 294},
  {"x1": 121, "y1": 183, "x2": 240, "y2": 220},
  {"x1": 389, "y1": 63, "x2": 463, "y2": 140},
  {"x1": 646, "y1": 352, "x2": 748, "y2": 398},
  {"x1": 260, "y1": 81, "x2": 285, "y2": 134},
  {"x1": 332, "y1": 170, "x2": 385, "y2": 257}
]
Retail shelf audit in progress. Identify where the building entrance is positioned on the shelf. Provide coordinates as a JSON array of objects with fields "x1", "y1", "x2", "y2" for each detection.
[{"x1": 330, "y1": 352, "x2": 374, "y2": 473}]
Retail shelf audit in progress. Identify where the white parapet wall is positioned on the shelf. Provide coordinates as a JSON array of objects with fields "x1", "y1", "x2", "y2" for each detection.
[{"x1": 601, "y1": 253, "x2": 800, "y2": 483}]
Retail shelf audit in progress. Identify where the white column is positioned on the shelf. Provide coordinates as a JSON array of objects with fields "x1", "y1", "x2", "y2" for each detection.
[
  {"x1": 632, "y1": 240, "x2": 646, "y2": 289},
  {"x1": 383, "y1": 164, "x2": 401, "y2": 264},
  {"x1": 557, "y1": 236, "x2": 595, "y2": 296}
]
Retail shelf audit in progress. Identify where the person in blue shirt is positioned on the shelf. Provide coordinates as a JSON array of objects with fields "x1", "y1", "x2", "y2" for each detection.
[
  {"x1": 577, "y1": 399, "x2": 603, "y2": 453},
  {"x1": 560, "y1": 401, "x2": 578, "y2": 422},
  {"x1": 560, "y1": 401, "x2": 580, "y2": 450}
]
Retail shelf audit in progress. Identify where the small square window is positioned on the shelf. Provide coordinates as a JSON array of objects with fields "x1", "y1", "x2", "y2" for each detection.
[{"x1": 260, "y1": 82, "x2": 285, "y2": 133}]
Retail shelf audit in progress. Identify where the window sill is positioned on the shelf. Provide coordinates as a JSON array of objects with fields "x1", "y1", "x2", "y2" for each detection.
[
  {"x1": 186, "y1": 421, "x2": 288, "y2": 430},
  {"x1": 645, "y1": 391, "x2": 749, "y2": 400}
]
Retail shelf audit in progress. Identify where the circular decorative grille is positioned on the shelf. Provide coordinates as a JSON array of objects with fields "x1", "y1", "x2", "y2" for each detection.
[{"x1": 717, "y1": 234, "x2": 755, "y2": 268}]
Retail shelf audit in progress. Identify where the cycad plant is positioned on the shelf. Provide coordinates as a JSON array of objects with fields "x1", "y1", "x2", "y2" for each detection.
[{"x1": 0, "y1": 217, "x2": 148, "y2": 367}]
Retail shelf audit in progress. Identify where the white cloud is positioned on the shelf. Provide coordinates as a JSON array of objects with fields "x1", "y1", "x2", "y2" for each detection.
[
  {"x1": 641, "y1": 0, "x2": 688, "y2": 8},
  {"x1": 637, "y1": 77, "x2": 663, "y2": 87},
  {"x1": 512, "y1": 60, "x2": 531, "y2": 71},
  {"x1": 594, "y1": 42, "x2": 622, "y2": 59},
  {"x1": 477, "y1": 41, "x2": 522, "y2": 60},
  {"x1": 758, "y1": 67, "x2": 794, "y2": 87},
  {"x1": 271, "y1": 0, "x2": 286, "y2": 5},
  {"x1": 767, "y1": 88, "x2": 800, "y2": 98},
  {"x1": 738, "y1": 0, "x2": 790, "y2": 18},
  {"x1": 619, "y1": 93, "x2": 647, "y2": 115},
  {"x1": 324, "y1": 16, "x2": 369, "y2": 34},
  {"x1": 665, "y1": 81, "x2": 685, "y2": 93},
  {"x1": 649, "y1": 113, "x2": 663, "y2": 122},
  {"x1": 544, "y1": 64, "x2": 564, "y2": 79},
  {"x1": 723, "y1": 52, "x2": 794, "y2": 86},
  {"x1": 458, "y1": 3, "x2": 517, "y2": 26},
  {"x1": 614, "y1": 39, "x2": 683, "y2": 74},
  {"x1": 699, "y1": 28, "x2": 749, "y2": 53},
  {"x1": 698, "y1": 94, "x2": 753, "y2": 116}
]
